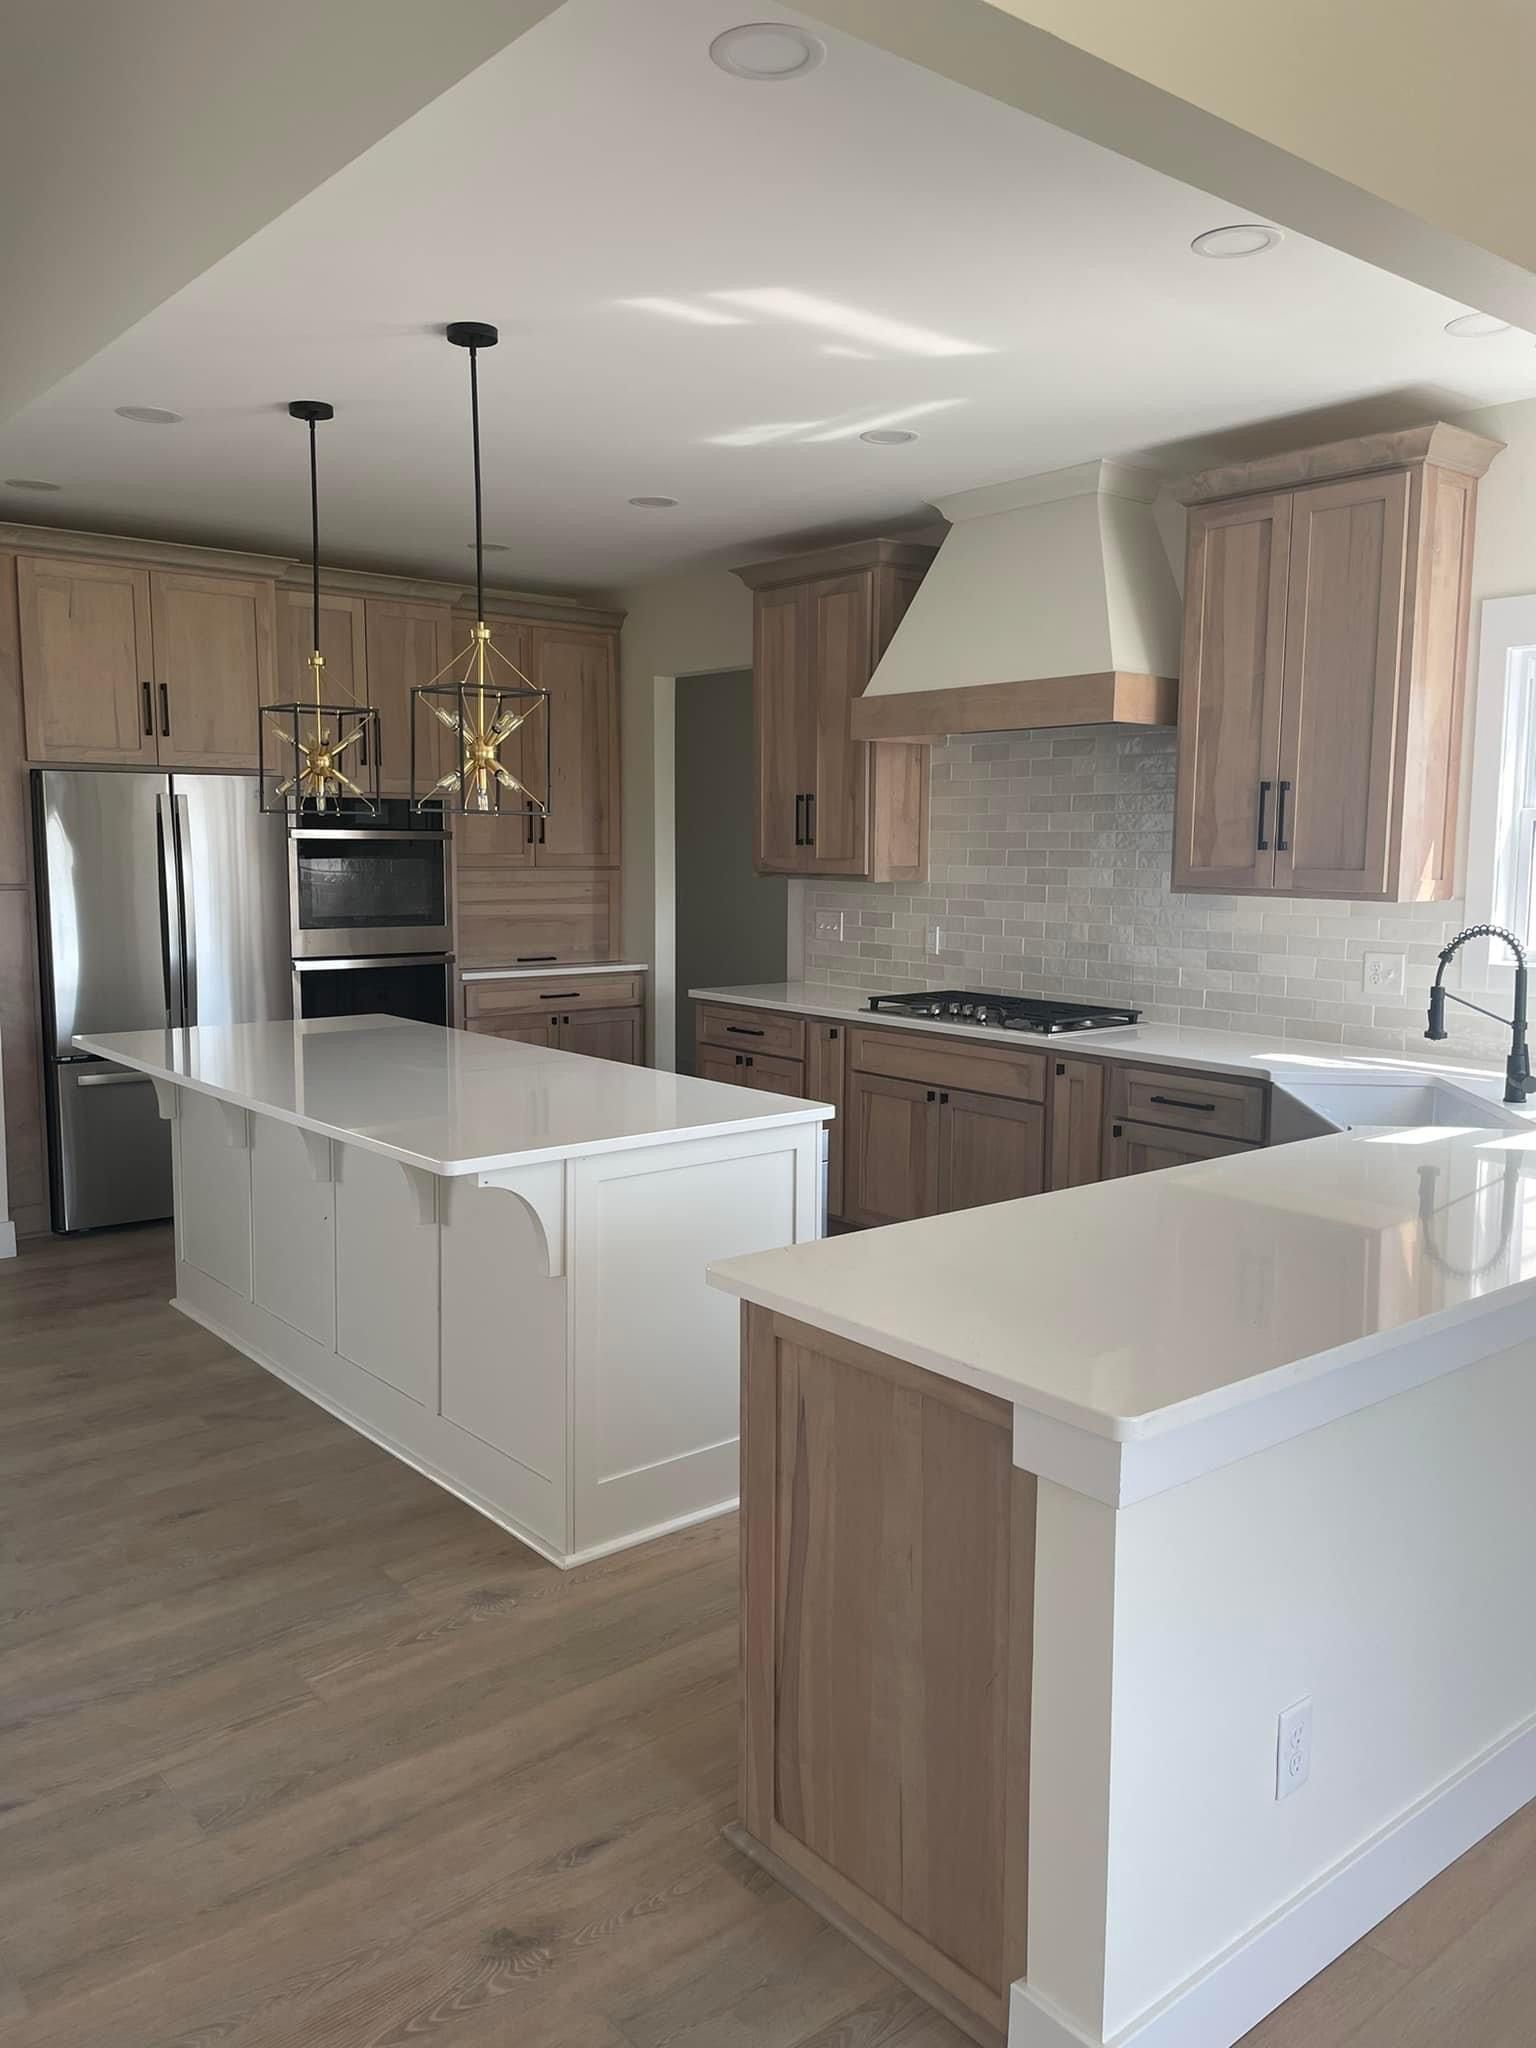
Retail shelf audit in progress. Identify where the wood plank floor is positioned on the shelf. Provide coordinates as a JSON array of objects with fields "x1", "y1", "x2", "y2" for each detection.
[{"x1": 2, "y1": 1229, "x2": 1534, "y2": 2048}]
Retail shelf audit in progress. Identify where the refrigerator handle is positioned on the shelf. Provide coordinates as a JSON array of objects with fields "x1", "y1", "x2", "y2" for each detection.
[
  {"x1": 156, "y1": 792, "x2": 186, "y2": 1027},
  {"x1": 174, "y1": 793, "x2": 198, "y2": 1024}
]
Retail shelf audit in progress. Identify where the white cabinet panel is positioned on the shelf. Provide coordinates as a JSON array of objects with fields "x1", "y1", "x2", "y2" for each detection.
[
  {"x1": 178, "y1": 1090, "x2": 252, "y2": 1299},
  {"x1": 440, "y1": 1176, "x2": 568, "y2": 1551},
  {"x1": 334, "y1": 1143, "x2": 439, "y2": 1407},
  {"x1": 251, "y1": 1119, "x2": 335, "y2": 1347}
]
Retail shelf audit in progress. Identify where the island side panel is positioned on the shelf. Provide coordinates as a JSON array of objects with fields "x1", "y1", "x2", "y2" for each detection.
[
  {"x1": 569, "y1": 1122, "x2": 821, "y2": 1562},
  {"x1": 735, "y1": 1304, "x2": 1035, "y2": 2045}
]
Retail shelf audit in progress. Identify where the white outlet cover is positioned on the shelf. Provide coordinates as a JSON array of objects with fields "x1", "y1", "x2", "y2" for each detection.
[
  {"x1": 1362, "y1": 950, "x2": 1406, "y2": 997},
  {"x1": 814, "y1": 910, "x2": 844, "y2": 941},
  {"x1": 1277, "y1": 1696, "x2": 1313, "y2": 1799}
]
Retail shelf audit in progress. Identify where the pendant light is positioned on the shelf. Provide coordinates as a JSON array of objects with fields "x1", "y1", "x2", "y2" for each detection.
[
  {"x1": 410, "y1": 322, "x2": 550, "y2": 817},
  {"x1": 259, "y1": 400, "x2": 379, "y2": 816}
]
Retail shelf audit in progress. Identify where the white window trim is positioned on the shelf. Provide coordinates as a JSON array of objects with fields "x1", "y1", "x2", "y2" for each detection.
[{"x1": 1459, "y1": 593, "x2": 1536, "y2": 990}]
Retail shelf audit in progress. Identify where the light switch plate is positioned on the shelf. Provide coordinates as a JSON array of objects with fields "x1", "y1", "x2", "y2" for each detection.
[
  {"x1": 1362, "y1": 951, "x2": 1406, "y2": 998},
  {"x1": 813, "y1": 910, "x2": 844, "y2": 942}
]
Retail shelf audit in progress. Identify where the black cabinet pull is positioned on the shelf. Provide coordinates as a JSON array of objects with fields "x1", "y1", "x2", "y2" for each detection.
[
  {"x1": 734, "y1": 1053, "x2": 744, "y2": 1065},
  {"x1": 938, "y1": 1091, "x2": 949, "y2": 1103},
  {"x1": 158, "y1": 683, "x2": 170, "y2": 737},
  {"x1": 1256, "y1": 779, "x2": 1272, "y2": 851},
  {"x1": 1112, "y1": 1122, "x2": 1123, "y2": 1138},
  {"x1": 1150, "y1": 1093, "x2": 1217, "y2": 1114},
  {"x1": 141, "y1": 681, "x2": 153, "y2": 737},
  {"x1": 1055, "y1": 1061, "x2": 1065, "y2": 1076},
  {"x1": 538, "y1": 816, "x2": 546, "y2": 845},
  {"x1": 794, "y1": 793, "x2": 805, "y2": 847},
  {"x1": 516, "y1": 954, "x2": 556, "y2": 963},
  {"x1": 926, "y1": 1089, "x2": 936, "y2": 1102},
  {"x1": 828, "y1": 1027, "x2": 839, "y2": 1041},
  {"x1": 525, "y1": 810, "x2": 534, "y2": 846},
  {"x1": 725, "y1": 1024, "x2": 765, "y2": 1037},
  {"x1": 538, "y1": 992, "x2": 581, "y2": 1001},
  {"x1": 358, "y1": 716, "x2": 368, "y2": 769},
  {"x1": 1275, "y1": 779, "x2": 1292, "y2": 853},
  {"x1": 744, "y1": 1055, "x2": 755, "y2": 1068},
  {"x1": 806, "y1": 792, "x2": 816, "y2": 845}
]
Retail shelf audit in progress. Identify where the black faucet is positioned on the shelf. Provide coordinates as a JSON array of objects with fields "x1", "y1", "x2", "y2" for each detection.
[{"x1": 1425, "y1": 924, "x2": 1533, "y2": 1104}]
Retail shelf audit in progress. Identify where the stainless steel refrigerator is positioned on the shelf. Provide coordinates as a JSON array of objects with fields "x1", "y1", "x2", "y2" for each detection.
[{"x1": 34, "y1": 771, "x2": 291, "y2": 1231}]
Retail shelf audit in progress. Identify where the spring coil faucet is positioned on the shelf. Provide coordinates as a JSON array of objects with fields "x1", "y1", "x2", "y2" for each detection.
[{"x1": 1425, "y1": 924, "x2": 1534, "y2": 1104}]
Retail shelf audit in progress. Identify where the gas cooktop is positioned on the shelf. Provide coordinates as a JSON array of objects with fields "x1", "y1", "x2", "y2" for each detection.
[{"x1": 865, "y1": 990, "x2": 1141, "y2": 1036}]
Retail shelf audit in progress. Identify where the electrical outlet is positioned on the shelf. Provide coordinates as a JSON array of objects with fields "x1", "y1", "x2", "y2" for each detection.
[
  {"x1": 927, "y1": 924, "x2": 944, "y2": 956},
  {"x1": 1362, "y1": 951, "x2": 1406, "y2": 998},
  {"x1": 813, "y1": 910, "x2": 844, "y2": 942},
  {"x1": 1276, "y1": 1696, "x2": 1312, "y2": 1800}
]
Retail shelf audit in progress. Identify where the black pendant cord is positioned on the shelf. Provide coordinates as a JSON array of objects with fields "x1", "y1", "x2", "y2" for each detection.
[
  {"x1": 469, "y1": 342, "x2": 484, "y2": 624},
  {"x1": 308, "y1": 413, "x2": 321, "y2": 661}
]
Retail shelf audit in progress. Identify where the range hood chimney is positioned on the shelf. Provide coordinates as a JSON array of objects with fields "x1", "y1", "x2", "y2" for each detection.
[{"x1": 851, "y1": 460, "x2": 1181, "y2": 742}]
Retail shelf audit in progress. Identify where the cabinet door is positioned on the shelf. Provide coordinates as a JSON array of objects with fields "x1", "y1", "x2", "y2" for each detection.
[
  {"x1": 558, "y1": 1006, "x2": 643, "y2": 1066},
  {"x1": 466, "y1": 1011, "x2": 556, "y2": 1047},
  {"x1": 18, "y1": 557, "x2": 157, "y2": 764},
  {"x1": 527, "y1": 625, "x2": 618, "y2": 866},
  {"x1": 806, "y1": 1020, "x2": 847, "y2": 1220},
  {"x1": 1049, "y1": 1057, "x2": 1106, "y2": 1191},
  {"x1": 448, "y1": 616, "x2": 536, "y2": 865},
  {"x1": 1275, "y1": 471, "x2": 1410, "y2": 898},
  {"x1": 1103, "y1": 1118, "x2": 1255, "y2": 1178},
  {"x1": 149, "y1": 571, "x2": 275, "y2": 769},
  {"x1": 364, "y1": 600, "x2": 455, "y2": 796},
  {"x1": 938, "y1": 1088, "x2": 1045, "y2": 1215},
  {"x1": 754, "y1": 583, "x2": 811, "y2": 873},
  {"x1": 277, "y1": 588, "x2": 368, "y2": 711},
  {"x1": 806, "y1": 572, "x2": 874, "y2": 873},
  {"x1": 698, "y1": 1046, "x2": 746, "y2": 1088},
  {"x1": 1172, "y1": 496, "x2": 1289, "y2": 892},
  {"x1": 845, "y1": 1069, "x2": 939, "y2": 1227}
]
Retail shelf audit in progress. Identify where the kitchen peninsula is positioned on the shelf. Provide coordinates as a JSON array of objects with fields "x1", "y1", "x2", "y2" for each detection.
[
  {"x1": 75, "y1": 1015, "x2": 829, "y2": 1566},
  {"x1": 711, "y1": 1122, "x2": 1536, "y2": 2048}
]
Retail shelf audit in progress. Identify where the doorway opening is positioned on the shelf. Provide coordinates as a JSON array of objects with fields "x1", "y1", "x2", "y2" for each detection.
[{"x1": 674, "y1": 669, "x2": 787, "y2": 1073}]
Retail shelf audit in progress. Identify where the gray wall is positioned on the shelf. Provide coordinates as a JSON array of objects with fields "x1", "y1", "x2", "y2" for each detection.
[{"x1": 675, "y1": 671, "x2": 787, "y2": 1073}]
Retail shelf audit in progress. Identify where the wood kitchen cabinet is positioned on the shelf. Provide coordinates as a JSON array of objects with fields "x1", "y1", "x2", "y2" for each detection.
[
  {"x1": 20, "y1": 557, "x2": 275, "y2": 769},
  {"x1": 18, "y1": 557, "x2": 158, "y2": 764},
  {"x1": 1174, "y1": 423, "x2": 1501, "y2": 901},
  {"x1": 363, "y1": 599, "x2": 456, "y2": 796},
  {"x1": 1048, "y1": 1056, "x2": 1107, "y2": 1191},
  {"x1": 461, "y1": 970, "x2": 646, "y2": 1065},
  {"x1": 1104, "y1": 1119, "x2": 1255, "y2": 1177},
  {"x1": 846, "y1": 1069, "x2": 941, "y2": 1226},
  {"x1": 738, "y1": 539, "x2": 935, "y2": 881},
  {"x1": 806, "y1": 1021, "x2": 847, "y2": 1220},
  {"x1": 526, "y1": 624, "x2": 619, "y2": 867},
  {"x1": 277, "y1": 588, "x2": 368, "y2": 720}
]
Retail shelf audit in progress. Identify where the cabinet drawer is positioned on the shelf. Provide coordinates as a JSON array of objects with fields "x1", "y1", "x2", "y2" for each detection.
[
  {"x1": 1108, "y1": 1064, "x2": 1267, "y2": 1143},
  {"x1": 704, "y1": 1047, "x2": 806, "y2": 1094},
  {"x1": 465, "y1": 972, "x2": 641, "y2": 1020},
  {"x1": 848, "y1": 1025, "x2": 1045, "y2": 1105},
  {"x1": 696, "y1": 1003, "x2": 806, "y2": 1061}
]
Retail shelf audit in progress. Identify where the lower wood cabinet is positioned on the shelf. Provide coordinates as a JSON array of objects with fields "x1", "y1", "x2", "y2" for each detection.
[
  {"x1": 1049, "y1": 1056, "x2": 1106, "y2": 1191},
  {"x1": 461, "y1": 971, "x2": 645, "y2": 1065},
  {"x1": 1103, "y1": 1118, "x2": 1257, "y2": 1176},
  {"x1": 845, "y1": 1069, "x2": 940, "y2": 1227},
  {"x1": 806, "y1": 1021, "x2": 847, "y2": 1221},
  {"x1": 560, "y1": 1007, "x2": 642, "y2": 1064},
  {"x1": 698, "y1": 1047, "x2": 806, "y2": 1094},
  {"x1": 940, "y1": 1088, "x2": 1045, "y2": 1212}
]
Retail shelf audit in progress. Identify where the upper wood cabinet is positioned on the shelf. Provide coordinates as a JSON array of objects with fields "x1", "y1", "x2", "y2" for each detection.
[
  {"x1": 20, "y1": 558, "x2": 274, "y2": 769},
  {"x1": 1173, "y1": 423, "x2": 1501, "y2": 901},
  {"x1": 277, "y1": 588, "x2": 368, "y2": 720},
  {"x1": 362, "y1": 599, "x2": 456, "y2": 796},
  {"x1": 527, "y1": 624, "x2": 619, "y2": 866},
  {"x1": 19, "y1": 557, "x2": 158, "y2": 764},
  {"x1": 738, "y1": 539, "x2": 935, "y2": 881},
  {"x1": 150, "y1": 570, "x2": 276, "y2": 769}
]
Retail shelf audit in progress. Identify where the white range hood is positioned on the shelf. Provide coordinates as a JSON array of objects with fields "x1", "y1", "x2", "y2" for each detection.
[{"x1": 851, "y1": 460, "x2": 1181, "y2": 741}]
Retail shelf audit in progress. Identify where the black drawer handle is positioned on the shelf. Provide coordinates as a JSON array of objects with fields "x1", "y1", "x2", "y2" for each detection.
[
  {"x1": 794, "y1": 794, "x2": 805, "y2": 847},
  {"x1": 725, "y1": 1024, "x2": 765, "y2": 1037},
  {"x1": 1256, "y1": 779, "x2": 1272, "y2": 851},
  {"x1": 516, "y1": 954, "x2": 556, "y2": 963},
  {"x1": 806, "y1": 792, "x2": 815, "y2": 845},
  {"x1": 538, "y1": 992, "x2": 582, "y2": 1001},
  {"x1": 158, "y1": 682, "x2": 171, "y2": 736},
  {"x1": 1150, "y1": 1093, "x2": 1217, "y2": 1114},
  {"x1": 141, "y1": 680, "x2": 153, "y2": 737},
  {"x1": 1275, "y1": 779, "x2": 1292, "y2": 854}
]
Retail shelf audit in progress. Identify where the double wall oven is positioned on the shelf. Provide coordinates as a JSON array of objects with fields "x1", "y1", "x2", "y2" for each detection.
[{"x1": 288, "y1": 800, "x2": 453, "y2": 1026}]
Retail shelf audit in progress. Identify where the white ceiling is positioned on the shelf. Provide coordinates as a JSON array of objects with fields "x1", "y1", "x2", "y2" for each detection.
[{"x1": 3, "y1": 0, "x2": 1535, "y2": 595}]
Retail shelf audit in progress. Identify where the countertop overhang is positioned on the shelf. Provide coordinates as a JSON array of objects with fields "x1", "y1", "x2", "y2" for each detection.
[{"x1": 75, "y1": 1016, "x2": 831, "y2": 1178}]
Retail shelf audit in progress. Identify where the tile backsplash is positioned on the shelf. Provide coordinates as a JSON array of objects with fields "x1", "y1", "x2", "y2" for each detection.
[{"x1": 801, "y1": 728, "x2": 1509, "y2": 1060}]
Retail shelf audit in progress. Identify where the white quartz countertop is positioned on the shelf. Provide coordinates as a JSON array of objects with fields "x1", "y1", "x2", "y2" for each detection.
[
  {"x1": 710, "y1": 1122, "x2": 1536, "y2": 1447},
  {"x1": 462, "y1": 961, "x2": 649, "y2": 982},
  {"x1": 76, "y1": 1016, "x2": 830, "y2": 1177},
  {"x1": 690, "y1": 981, "x2": 1510, "y2": 1091}
]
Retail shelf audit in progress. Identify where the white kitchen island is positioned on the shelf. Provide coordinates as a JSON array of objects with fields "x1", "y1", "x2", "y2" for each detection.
[{"x1": 76, "y1": 1015, "x2": 829, "y2": 1567}]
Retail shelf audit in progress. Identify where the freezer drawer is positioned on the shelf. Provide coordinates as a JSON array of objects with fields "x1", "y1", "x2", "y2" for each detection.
[{"x1": 51, "y1": 1061, "x2": 172, "y2": 1232}]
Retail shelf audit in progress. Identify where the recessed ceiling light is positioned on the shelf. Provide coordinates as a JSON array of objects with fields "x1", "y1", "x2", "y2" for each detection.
[
  {"x1": 114, "y1": 405, "x2": 183, "y2": 424},
  {"x1": 1444, "y1": 311, "x2": 1511, "y2": 338},
  {"x1": 709, "y1": 22, "x2": 826, "y2": 81},
  {"x1": 860, "y1": 429, "x2": 918, "y2": 446},
  {"x1": 1191, "y1": 223, "x2": 1283, "y2": 259},
  {"x1": 628, "y1": 496, "x2": 678, "y2": 508},
  {"x1": 3, "y1": 477, "x2": 61, "y2": 492}
]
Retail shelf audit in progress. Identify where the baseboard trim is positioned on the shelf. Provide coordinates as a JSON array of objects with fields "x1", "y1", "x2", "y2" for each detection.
[{"x1": 1010, "y1": 1709, "x2": 1536, "y2": 2048}]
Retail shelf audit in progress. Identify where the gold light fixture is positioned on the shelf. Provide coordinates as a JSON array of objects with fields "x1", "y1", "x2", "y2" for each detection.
[
  {"x1": 259, "y1": 401, "x2": 379, "y2": 816},
  {"x1": 411, "y1": 322, "x2": 550, "y2": 817}
]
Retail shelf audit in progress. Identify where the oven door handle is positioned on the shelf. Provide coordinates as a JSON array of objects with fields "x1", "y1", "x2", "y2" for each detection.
[{"x1": 292, "y1": 952, "x2": 455, "y2": 971}]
